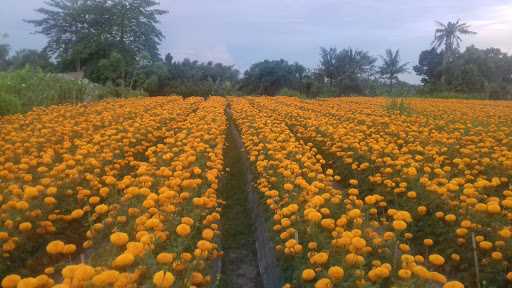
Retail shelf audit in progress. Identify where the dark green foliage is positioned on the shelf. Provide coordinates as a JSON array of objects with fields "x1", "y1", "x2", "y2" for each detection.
[
  {"x1": 167, "y1": 58, "x2": 240, "y2": 97},
  {"x1": 136, "y1": 62, "x2": 170, "y2": 96},
  {"x1": 27, "y1": 0, "x2": 168, "y2": 86},
  {"x1": 88, "y1": 51, "x2": 129, "y2": 86},
  {"x1": 444, "y1": 46, "x2": 512, "y2": 98},
  {"x1": 414, "y1": 48, "x2": 444, "y2": 85},
  {"x1": 241, "y1": 49, "x2": 408, "y2": 98},
  {"x1": 415, "y1": 46, "x2": 512, "y2": 99},
  {"x1": 239, "y1": 59, "x2": 306, "y2": 96},
  {"x1": 132, "y1": 55, "x2": 241, "y2": 97},
  {"x1": 317, "y1": 47, "x2": 377, "y2": 95},
  {"x1": 413, "y1": 20, "x2": 512, "y2": 99}
]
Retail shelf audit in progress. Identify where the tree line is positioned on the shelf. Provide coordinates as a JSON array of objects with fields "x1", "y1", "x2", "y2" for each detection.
[
  {"x1": 1, "y1": 1, "x2": 511, "y2": 99},
  {"x1": 414, "y1": 21, "x2": 512, "y2": 99}
]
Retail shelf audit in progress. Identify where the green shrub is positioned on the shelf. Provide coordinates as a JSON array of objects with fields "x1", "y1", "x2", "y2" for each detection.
[
  {"x1": 0, "y1": 68, "x2": 145, "y2": 115},
  {"x1": 415, "y1": 85, "x2": 490, "y2": 100},
  {"x1": 488, "y1": 84, "x2": 512, "y2": 100},
  {"x1": 0, "y1": 94, "x2": 22, "y2": 116},
  {"x1": 0, "y1": 68, "x2": 89, "y2": 110}
]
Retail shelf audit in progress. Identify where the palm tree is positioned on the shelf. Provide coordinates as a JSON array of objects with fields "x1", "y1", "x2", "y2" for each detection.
[
  {"x1": 432, "y1": 20, "x2": 476, "y2": 63},
  {"x1": 378, "y1": 49, "x2": 408, "y2": 93}
]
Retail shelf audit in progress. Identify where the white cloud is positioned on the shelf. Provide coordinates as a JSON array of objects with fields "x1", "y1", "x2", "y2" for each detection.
[
  {"x1": 170, "y1": 45, "x2": 235, "y2": 65},
  {"x1": 468, "y1": 4, "x2": 512, "y2": 53}
]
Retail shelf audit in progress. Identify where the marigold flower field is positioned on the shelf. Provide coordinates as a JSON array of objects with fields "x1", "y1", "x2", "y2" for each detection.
[{"x1": 1, "y1": 96, "x2": 512, "y2": 288}]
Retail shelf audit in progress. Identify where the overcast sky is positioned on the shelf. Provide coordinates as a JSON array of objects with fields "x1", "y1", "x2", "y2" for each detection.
[{"x1": 1, "y1": 0, "x2": 511, "y2": 83}]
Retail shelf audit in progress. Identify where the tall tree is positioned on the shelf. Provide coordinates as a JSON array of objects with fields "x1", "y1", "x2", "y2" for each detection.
[
  {"x1": 27, "y1": 0, "x2": 167, "y2": 84},
  {"x1": 432, "y1": 20, "x2": 476, "y2": 63},
  {"x1": 319, "y1": 47, "x2": 338, "y2": 87},
  {"x1": 335, "y1": 48, "x2": 376, "y2": 94},
  {"x1": 378, "y1": 49, "x2": 409, "y2": 92},
  {"x1": 26, "y1": 0, "x2": 95, "y2": 72},
  {"x1": 108, "y1": 0, "x2": 167, "y2": 61}
]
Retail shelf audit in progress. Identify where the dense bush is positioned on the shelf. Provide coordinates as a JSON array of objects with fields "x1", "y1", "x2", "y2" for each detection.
[
  {"x1": 415, "y1": 46, "x2": 512, "y2": 100},
  {"x1": 0, "y1": 94, "x2": 22, "y2": 115},
  {"x1": 415, "y1": 85, "x2": 488, "y2": 99}
]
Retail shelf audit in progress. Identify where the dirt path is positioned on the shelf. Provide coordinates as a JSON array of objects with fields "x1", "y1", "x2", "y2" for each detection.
[{"x1": 217, "y1": 106, "x2": 263, "y2": 288}]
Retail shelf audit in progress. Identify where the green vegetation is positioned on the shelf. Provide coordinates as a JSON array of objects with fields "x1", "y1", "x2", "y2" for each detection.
[
  {"x1": 0, "y1": 94, "x2": 21, "y2": 116},
  {"x1": 378, "y1": 49, "x2": 409, "y2": 93},
  {"x1": 0, "y1": 1, "x2": 510, "y2": 116},
  {"x1": 414, "y1": 46, "x2": 512, "y2": 99},
  {"x1": 26, "y1": 0, "x2": 167, "y2": 86},
  {"x1": 0, "y1": 68, "x2": 144, "y2": 115},
  {"x1": 240, "y1": 60, "x2": 307, "y2": 96},
  {"x1": 138, "y1": 55, "x2": 240, "y2": 97},
  {"x1": 414, "y1": 20, "x2": 512, "y2": 100},
  {"x1": 238, "y1": 51, "x2": 413, "y2": 98},
  {"x1": 317, "y1": 47, "x2": 377, "y2": 96}
]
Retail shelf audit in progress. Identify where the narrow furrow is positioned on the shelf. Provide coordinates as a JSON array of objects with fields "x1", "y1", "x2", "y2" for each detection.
[{"x1": 218, "y1": 105, "x2": 263, "y2": 288}]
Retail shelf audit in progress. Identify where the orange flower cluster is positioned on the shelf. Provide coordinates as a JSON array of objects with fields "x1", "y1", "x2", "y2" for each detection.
[
  {"x1": 232, "y1": 96, "x2": 512, "y2": 287},
  {"x1": 1, "y1": 96, "x2": 226, "y2": 287},
  {"x1": 1, "y1": 95, "x2": 510, "y2": 287}
]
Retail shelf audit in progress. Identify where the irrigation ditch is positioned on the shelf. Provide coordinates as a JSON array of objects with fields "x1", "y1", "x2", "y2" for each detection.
[{"x1": 216, "y1": 105, "x2": 283, "y2": 288}]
